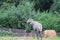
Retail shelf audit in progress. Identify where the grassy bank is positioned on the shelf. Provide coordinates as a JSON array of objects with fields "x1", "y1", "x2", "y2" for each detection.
[{"x1": 0, "y1": 36, "x2": 60, "y2": 40}]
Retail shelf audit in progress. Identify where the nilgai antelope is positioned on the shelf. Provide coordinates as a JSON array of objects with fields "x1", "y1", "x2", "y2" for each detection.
[
  {"x1": 27, "y1": 18, "x2": 43, "y2": 40},
  {"x1": 43, "y1": 30, "x2": 56, "y2": 38}
]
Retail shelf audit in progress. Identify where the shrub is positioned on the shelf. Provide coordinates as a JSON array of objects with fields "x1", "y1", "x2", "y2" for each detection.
[
  {"x1": 34, "y1": 12, "x2": 60, "y2": 32},
  {"x1": 0, "y1": 30, "x2": 15, "y2": 36},
  {"x1": 50, "y1": 0, "x2": 60, "y2": 14},
  {"x1": 32, "y1": 0, "x2": 53, "y2": 11},
  {"x1": 0, "y1": 0, "x2": 36, "y2": 30},
  {"x1": 0, "y1": 0, "x2": 60, "y2": 32}
]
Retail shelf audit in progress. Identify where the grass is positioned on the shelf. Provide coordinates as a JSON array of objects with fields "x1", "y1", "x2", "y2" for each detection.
[
  {"x1": 0, "y1": 36, "x2": 60, "y2": 40},
  {"x1": 42, "y1": 37, "x2": 60, "y2": 40}
]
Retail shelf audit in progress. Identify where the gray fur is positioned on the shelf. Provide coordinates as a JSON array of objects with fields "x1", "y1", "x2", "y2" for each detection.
[{"x1": 27, "y1": 18, "x2": 43, "y2": 40}]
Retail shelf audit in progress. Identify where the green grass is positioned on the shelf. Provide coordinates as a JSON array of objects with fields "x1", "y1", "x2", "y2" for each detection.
[
  {"x1": 0, "y1": 36, "x2": 60, "y2": 40},
  {"x1": 32, "y1": 36, "x2": 60, "y2": 40},
  {"x1": 43, "y1": 37, "x2": 60, "y2": 40},
  {"x1": 0, "y1": 37, "x2": 17, "y2": 40}
]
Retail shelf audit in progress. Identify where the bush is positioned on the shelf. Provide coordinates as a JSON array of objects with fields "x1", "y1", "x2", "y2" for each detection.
[
  {"x1": 34, "y1": 12, "x2": 60, "y2": 32},
  {"x1": 33, "y1": 0, "x2": 53, "y2": 11},
  {"x1": 25, "y1": 23, "x2": 32, "y2": 33},
  {"x1": 0, "y1": 30, "x2": 15, "y2": 36},
  {"x1": 0, "y1": 0, "x2": 36, "y2": 29},
  {"x1": 50, "y1": 0, "x2": 60, "y2": 14},
  {"x1": 0, "y1": 0, "x2": 60, "y2": 32}
]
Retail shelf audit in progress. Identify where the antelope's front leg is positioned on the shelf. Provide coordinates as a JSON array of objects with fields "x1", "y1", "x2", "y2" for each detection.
[
  {"x1": 36, "y1": 31, "x2": 39, "y2": 40},
  {"x1": 32, "y1": 30, "x2": 36, "y2": 38}
]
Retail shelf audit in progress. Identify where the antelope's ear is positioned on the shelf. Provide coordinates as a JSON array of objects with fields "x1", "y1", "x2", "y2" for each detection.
[
  {"x1": 30, "y1": 23, "x2": 32, "y2": 24},
  {"x1": 27, "y1": 20, "x2": 29, "y2": 23},
  {"x1": 27, "y1": 21, "x2": 28, "y2": 23}
]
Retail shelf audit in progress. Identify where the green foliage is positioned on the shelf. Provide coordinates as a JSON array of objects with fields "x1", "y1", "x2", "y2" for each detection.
[
  {"x1": 0, "y1": 30, "x2": 15, "y2": 36},
  {"x1": 50, "y1": 0, "x2": 60, "y2": 14},
  {"x1": 0, "y1": 0, "x2": 53, "y2": 11},
  {"x1": 0, "y1": 0, "x2": 60, "y2": 32},
  {"x1": 25, "y1": 23, "x2": 32, "y2": 33},
  {"x1": 0, "y1": 0, "x2": 36, "y2": 29},
  {"x1": 34, "y1": 12, "x2": 60, "y2": 32},
  {"x1": 33, "y1": 0, "x2": 53, "y2": 11}
]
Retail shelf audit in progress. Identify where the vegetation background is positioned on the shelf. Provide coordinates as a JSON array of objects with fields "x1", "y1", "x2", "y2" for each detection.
[{"x1": 0, "y1": 0, "x2": 60, "y2": 33}]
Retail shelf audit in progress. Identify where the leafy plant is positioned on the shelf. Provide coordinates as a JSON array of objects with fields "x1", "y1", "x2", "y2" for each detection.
[
  {"x1": 0, "y1": 30, "x2": 15, "y2": 36},
  {"x1": 50, "y1": 0, "x2": 60, "y2": 14},
  {"x1": 0, "y1": 0, "x2": 36, "y2": 29},
  {"x1": 34, "y1": 12, "x2": 60, "y2": 32}
]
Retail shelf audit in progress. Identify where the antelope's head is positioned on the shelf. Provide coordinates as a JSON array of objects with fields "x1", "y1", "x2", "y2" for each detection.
[{"x1": 27, "y1": 18, "x2": 33, "y2": 24}]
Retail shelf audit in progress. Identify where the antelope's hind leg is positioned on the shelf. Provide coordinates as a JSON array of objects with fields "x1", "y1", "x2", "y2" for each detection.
[{"x1": 39, "y1": 31, "x2": 43, "y2": 40}]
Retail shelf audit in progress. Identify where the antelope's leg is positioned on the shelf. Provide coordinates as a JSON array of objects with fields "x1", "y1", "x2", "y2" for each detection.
[
  {"x1": 24, "y1": 30, "x2": 26, "y2": 36},
  {"x1": 32, "y1": 30, "x2": 36, "y2": 38},
  {"x1": 39, "y1": 31, "x2": 43, "y2": 40},
  {"x1": 36, "y1": 31, "x2": 39, "y2": 40}
]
